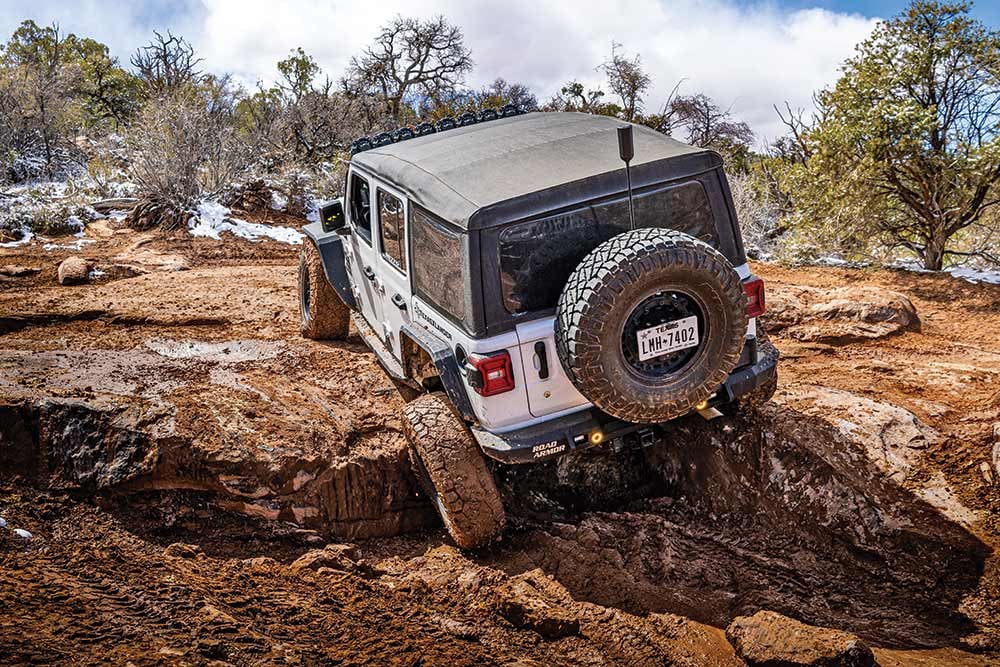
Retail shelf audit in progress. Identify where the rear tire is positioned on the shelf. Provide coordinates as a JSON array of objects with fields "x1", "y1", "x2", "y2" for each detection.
[
  {"x1": 403, "y1": 392, "x2": 506, "y2": 549},
  {"x1": 299, "y1": 241, "x2": 350, "y2": 340}
]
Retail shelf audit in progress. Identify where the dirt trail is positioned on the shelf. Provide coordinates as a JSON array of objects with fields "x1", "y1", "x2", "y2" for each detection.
[{"x1": 2, "y1": 227, "x2": 999, "y2": 665}]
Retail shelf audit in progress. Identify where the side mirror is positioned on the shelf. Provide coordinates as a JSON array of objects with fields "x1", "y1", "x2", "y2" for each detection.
[{"x1": 320, "y1": 198, "x2": 346, "y2": 233}]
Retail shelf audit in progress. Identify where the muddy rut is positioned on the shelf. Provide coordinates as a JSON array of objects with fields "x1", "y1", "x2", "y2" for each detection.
[{"x1": 1, "y1": 228, "x2": 999, "y2": 665}]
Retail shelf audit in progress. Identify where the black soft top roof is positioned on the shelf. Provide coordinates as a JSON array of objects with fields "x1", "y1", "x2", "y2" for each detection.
[{"x1": 351, "y1": 111, "x2": 722, "y2": 231}]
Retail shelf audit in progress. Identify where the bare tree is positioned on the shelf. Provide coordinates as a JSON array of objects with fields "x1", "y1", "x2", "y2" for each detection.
[
  {"x1": 598, "y1": 42, "x2": 650, "y2": 122},
  {"x1": 667, "y1": 93, "x2": 754, "y2": 149},
  {"x1": 130, "y1": 31, "x2": 202, "y2": 95},
  {"x1": 545, "y1": 80, "x2": 606, "y2": 113},
  {"x1": 344, "y1": 16, "x2": 473, "y2": 120}
]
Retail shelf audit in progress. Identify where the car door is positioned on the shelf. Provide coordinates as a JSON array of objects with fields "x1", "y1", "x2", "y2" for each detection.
[
  {"x1": 372, "y1": 183, "x2": 411, "y2": 361},
  {"x1": 344, "y1": 168, "x2": 383, "y2": 332}
]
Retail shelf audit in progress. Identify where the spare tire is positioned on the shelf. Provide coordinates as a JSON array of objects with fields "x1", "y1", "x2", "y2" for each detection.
[{"x1": 554, "y1": 228, "x2": 747, "y2": 423}]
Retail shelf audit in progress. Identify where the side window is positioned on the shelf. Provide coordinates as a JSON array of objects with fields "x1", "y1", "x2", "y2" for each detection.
[
  {"x1": 349, "y1": 173, "x2": 372, "y2": 243},
  {"x1": 411, "y1": 206, "x2": 466, "y2": 322},
  {"x1": 377, "y1": 189, "x2": 406, "y2": 273}
]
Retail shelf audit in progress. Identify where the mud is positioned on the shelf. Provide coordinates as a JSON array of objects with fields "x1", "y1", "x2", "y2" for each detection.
[{"x1": 2, "y1": 225, "x2": 999, "y2": 665}]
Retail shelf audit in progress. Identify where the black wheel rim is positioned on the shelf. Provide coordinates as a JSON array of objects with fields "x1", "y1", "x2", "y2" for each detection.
[
  {"x1": 620, "y1": 290, "x2": 705, "y2": 379},
  {"x1": 300, "y1": 259, "x2": 311, "y2": 321}
]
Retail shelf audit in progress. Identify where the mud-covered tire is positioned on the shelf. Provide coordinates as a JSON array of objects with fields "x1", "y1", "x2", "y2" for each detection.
[
  {"x1": 555, "y1": 228, "x2": 748, "y2": 424},
  {"x1": 298, "y1": 241, "x2": 350, "y2": 340},
  {"x1": 403, "y1": 392, "x2": 506, "y2": 549}
]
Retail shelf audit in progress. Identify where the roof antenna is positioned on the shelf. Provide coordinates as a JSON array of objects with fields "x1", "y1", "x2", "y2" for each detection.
[{"x1": 617, "y1": 125, "x2": 636, "y2": 230}]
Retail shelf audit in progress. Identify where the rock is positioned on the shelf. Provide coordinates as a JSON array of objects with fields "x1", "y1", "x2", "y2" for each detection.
[
  {"x1": 57, "y1": 257, "x2": 91, "y2": 285},
  {"x1": 779, "y1": 386, "x2": 939, "y2": 483},
  {"x1": 290, "y1": 543, "x2": 360, "y2": 573},
  {"x1": 981, "y1": 461, "x2": 995, "y2": 485},
  {"x1": 726, "y1": 610, "x2": 877, "y2": 666},
  {"x1": 0, "y1": 265, "x2": 41, "y2": 278},
  {"x1": 767, "y1": 285, "x2": 919, "y2": 344},
  {"x1": 163, "y1": 542, "x2": 203, "y2": 559},
  {"x1": 432, "y1": 614, "x2": 481, "y2": 640},
  {"x1": 0, "y1": 517, "x2": 6, "y2": 529},
  {"x1": 993, "y1": 441, "x2": 1000, "y2": 480},
  {"x1": 495, "y1": 569, "x2": 580, "y2": 639}
]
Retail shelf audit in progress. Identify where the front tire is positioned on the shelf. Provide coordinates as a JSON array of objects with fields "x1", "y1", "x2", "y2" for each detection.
[
  {"x1": 403, "y1": 392, "x2": 506, "y2": 549},
  {"x1": 299, "y1": 241, "x2": 350, "y2": 340}
]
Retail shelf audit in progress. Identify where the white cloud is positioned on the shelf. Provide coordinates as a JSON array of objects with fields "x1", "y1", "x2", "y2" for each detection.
[{"x1": 2, "y1": 0, "x2": 879, "y2": 144}]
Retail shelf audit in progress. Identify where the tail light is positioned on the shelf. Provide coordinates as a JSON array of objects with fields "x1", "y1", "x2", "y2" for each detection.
[
  {"x1": 466, "y1": 351, "x2": 515, "y2": 396},
  {"x1": 743, "y1": 276, "x2": 765, "y2": 318}
]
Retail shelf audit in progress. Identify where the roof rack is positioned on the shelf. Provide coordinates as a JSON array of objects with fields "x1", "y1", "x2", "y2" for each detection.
[{"x1": 350, "y1": 104, "x2": 525, "y2": 155}]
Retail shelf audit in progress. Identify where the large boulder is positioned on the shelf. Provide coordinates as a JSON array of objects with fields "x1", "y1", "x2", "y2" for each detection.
[
  {"x1": 57, "y1": 257, "x2": 91, "y2": 285},
  {"x1": 726, "y1": 610, "x2": 877, "y2": 666},
  {"x1": 766, "y1": 286, "x2": 919, "y2": 344}
]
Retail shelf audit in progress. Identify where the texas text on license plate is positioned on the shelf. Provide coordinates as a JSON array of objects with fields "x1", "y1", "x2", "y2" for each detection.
[{"x1": 636, "y1": 316, "x2": 699, "y2": 361}]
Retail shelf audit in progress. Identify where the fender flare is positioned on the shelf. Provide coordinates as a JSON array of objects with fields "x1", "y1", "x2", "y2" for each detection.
[
  {"x1": 302, "y1": 222, "x2": 358, "y2": 311},
  {"x1": 401, "y1": 322, "x2": 476, "y2": 423}
]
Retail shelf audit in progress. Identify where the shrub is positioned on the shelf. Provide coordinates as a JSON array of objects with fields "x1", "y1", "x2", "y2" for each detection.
[{"x1": 125, "y1": 81, "x2": 251, "y2": 227}]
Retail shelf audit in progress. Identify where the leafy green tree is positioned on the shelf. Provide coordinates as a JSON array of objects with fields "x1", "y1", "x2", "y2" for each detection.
[{"x1": 793, "y1": 1, "x2": 1000, "y2": 270}]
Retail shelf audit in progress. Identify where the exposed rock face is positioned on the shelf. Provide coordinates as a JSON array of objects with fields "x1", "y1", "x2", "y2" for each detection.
[
  {"x1": 0, "y1": 265, "x2": 40, "y2": 278},
  {"x1": 767, "y1": 285, "x2": 919, "y2": 344},
  {"x1": 499, "y1": 387, "x2": 986, "y2": 649},
  {"x1": 57, "y1": 257, "x2": 91, "y2": 285},
  {"x1": 726, "y1": 610, "x2": 877, "y2": 666}
]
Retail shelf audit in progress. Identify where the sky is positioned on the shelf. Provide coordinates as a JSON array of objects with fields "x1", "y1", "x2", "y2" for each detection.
[{"x1": 2, "y1": 0, "x2": 998, "y2": 144}]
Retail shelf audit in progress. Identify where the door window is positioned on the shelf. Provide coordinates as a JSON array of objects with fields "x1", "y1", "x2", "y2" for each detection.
[
  {"x1": 349, "y1": 173, "x2": 372, "y2": 244},
  {"x1": 378, "y1": 189, "x2": 406, "y2": 273}
]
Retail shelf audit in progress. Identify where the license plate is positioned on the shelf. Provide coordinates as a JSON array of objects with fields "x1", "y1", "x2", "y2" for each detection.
[{"x1": 636, "y1": 316, "x2": 699, "y2": 361}]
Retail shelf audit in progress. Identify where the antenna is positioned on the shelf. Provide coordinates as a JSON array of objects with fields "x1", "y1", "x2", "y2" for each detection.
[{"x1": 617, "y1": 125, "x2": 636, "y2": 230}]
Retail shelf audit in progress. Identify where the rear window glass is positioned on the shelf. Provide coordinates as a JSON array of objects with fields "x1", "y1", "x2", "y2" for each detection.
[
  {"x1": 412, "y1": 206, "x2": 466, "y2": 322},
  {"x1": 499, "y1": 181, "x2": 714, "y2": 314}
]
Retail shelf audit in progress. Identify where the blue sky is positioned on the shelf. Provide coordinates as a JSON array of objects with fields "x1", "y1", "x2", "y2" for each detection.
[{"x1": 3, "y1": 1, "x2": 996, "y2": 141}]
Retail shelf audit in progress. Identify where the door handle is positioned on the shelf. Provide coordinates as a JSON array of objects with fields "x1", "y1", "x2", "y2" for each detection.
[
  {"x1": 391, "y1": 293, "x2": 408, "y2": 310},
  {"x1": 534, "y1": 341, "x2": 549, "y2": 379},
  {"x1": 362, "y1": 266, "x2": 375, "y2": 281}
]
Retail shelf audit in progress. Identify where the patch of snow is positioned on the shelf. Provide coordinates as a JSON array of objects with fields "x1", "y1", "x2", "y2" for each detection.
[
  {"x1": 67, "y1": 215, "x2": 86, "y2": 237},
  {"x1": 892, "y1": 260, "x2": 1000, "y2": 286},
  {"x1": 0, "y1": 228, "x2": 34, "y2": 248},
  {"x1": 306, "y1": 200, "x2": 320, "y2": 224},
  {"x1": 43, "y1": 238, "x2": 95, "y2": 252},
  {"x1": 948, "y1": 266, "x2": 1000, "y2": 285},
  {"x1": 814, "y1": 255, "x2": 861, "y2": 268},
  {"x1": 188, "y1": 200, "x2": 303, "y2": 245},
  {"x1": 271, "y1": 191, "x2": 288, "y2": 211}
]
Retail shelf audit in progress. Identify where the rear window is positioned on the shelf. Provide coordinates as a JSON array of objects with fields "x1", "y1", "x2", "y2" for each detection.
[
  {"x1": 499, "y1": 181, "x2": 715, "y2": 314},
  {"x1": 412, "y1": 206, "x2": 466, "y2": 322}
]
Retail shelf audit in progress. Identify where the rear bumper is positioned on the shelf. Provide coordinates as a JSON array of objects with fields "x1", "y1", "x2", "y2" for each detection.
[{"x1": 472, "y1": 335, "x2": 778, "y2": 464}]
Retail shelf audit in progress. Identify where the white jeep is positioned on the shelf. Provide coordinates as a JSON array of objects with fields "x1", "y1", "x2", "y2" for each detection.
[{"x1": 299, "y1": 109, "x2": 777, "y2": 548}]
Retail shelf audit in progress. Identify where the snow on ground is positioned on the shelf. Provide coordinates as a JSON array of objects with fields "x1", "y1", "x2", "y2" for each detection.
[
  {"x1": 0, "y1": 228, "x2": 34, "y2": 248},
  {"x1": 188, "y1": 200, "x2": 303, "y2": 245},
  {"x1": 944, "y1": 266, "x2": 1000, "y2": 285}
]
